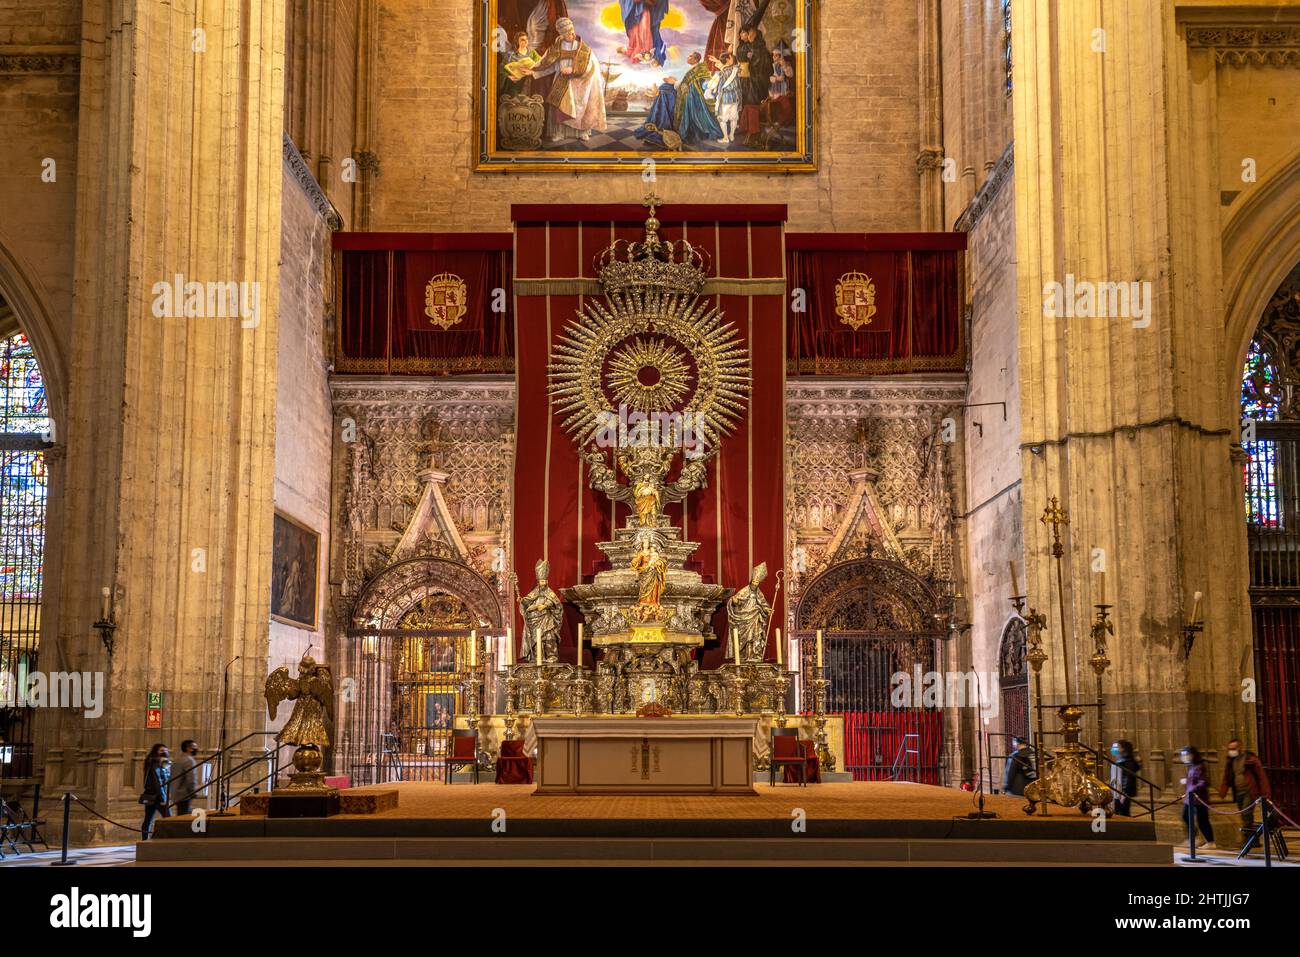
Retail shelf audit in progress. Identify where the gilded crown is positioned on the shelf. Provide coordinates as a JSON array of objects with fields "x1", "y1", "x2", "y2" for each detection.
[{"x1": 596, "y1": 197, "x2": 709, "y2": 297}]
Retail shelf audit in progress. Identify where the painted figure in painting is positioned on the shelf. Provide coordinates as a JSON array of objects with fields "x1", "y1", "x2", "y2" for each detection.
[
  {"x1": 618, "y1": 0, "x2": 669, "y2": 65},
  {"x1": 734, "y1": 4, "x2": 771, "y2": 147},
  {"x1": 516, "y1": 16, "x2": 607, "y2": 142},
  {"x1": 704, "y1": 51, "x2": 741, "y2": 144},
  {"x1": 499, "y1": 32, "x2": 542, "y2": 97},
  {"x1": 674, "y1": 51, "x2": 724, "y2": 144}
]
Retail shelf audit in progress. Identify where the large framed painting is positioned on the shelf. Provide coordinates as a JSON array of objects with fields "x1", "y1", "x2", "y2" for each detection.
[
  {"x1": 475, "y1": 1, "x2": 816, "y2": 172},
  {"x1": 271, "y1": 511, "x2": 320, "y2": 630}
]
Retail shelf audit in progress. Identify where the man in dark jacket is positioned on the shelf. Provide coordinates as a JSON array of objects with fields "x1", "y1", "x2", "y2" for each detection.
[
  {"x1": 1003, "y1": 736, "x2": 1036, "y2": 796},
  {"x1": 1219, "y1": 738, "x2": 1271, "y2": 836},
  {"x1": 169, "y1": 739, "x2": 202, "y2": 815}
]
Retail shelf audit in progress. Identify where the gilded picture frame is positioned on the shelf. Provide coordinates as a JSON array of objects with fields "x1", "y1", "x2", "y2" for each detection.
[
  {"x1": 475, "y1": 1, "x2": 816, "y2": 172},
  {"x1": 270, "y1": 510, "x2": 320, "y2": 630}
]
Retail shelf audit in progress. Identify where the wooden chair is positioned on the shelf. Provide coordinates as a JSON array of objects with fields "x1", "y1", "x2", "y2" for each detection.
[
  {"x1": 770, "y1": 728, "x2": 807, "y2": 787},
  {"x1": 445, "y1": 729, "x2": 480, "y2": 785}
]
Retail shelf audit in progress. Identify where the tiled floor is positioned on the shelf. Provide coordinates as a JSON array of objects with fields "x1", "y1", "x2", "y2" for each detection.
[{"x1": 0, "y1": 843, "x2": 136, "y2": 867}]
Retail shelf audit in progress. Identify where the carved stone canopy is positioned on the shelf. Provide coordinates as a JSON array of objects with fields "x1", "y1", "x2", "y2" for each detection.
[
  {"x1": 795, "y1": 557, "x2": 944, "y2": 635},
  {"x1": 349, "y1": 556, "x2": 502, "y2": 632}
]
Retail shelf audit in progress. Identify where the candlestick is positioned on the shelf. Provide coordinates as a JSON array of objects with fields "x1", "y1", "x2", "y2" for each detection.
[
  {"x1": 1009, "y1": 560, "x2": 1019, "y2": 598},
  {"x1": 100, "y1": 586, "x2": 111, "y2": 620},
  {"x1": 775, "y1": 627, "x2": 783, "y2": 666},
  {"x1": 816, "y1": 629, "x2": 824, "y2": 668},
  {"x1": 469, "y1": 628, "x2": 477, "y2": 667}
]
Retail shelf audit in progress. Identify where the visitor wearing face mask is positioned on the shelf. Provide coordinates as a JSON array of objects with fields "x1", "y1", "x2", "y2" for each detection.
[
  {"x1": 139, "y1": 742, "x2": 172, "y2": 841},
  {"x1": 1218, "y1": 737, "x2": 1271, "y2": 842},
  {"x1": 1178, "y1": 745, "x2": 1216, "y2": 849},
  {"x1": 1107, "y1": 740, "x2": 1141, "y2": 816}
]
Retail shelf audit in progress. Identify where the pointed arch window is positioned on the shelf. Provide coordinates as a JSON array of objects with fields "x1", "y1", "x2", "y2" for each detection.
[
  {"x1": 1242, "y1": 338, "x2": 1280, "y2": 526},
  {"x1": 0, "y1": 330, "x2": 49, "y2": 776}
]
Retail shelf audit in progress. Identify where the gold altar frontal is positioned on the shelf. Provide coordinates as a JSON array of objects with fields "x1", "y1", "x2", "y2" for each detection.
[{"x1": 526, "y1": 716, "x2": 757, "y2": 795}]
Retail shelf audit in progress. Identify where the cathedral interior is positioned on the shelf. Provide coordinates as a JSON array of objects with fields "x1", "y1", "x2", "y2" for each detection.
[{"x1": 1, "y1": 0, "x2": 1299, "y2": 893}]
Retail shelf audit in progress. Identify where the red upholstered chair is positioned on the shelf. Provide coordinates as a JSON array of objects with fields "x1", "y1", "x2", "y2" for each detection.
[
  {"x1": 770, "y1": 728, "x2": 807, "y2": 787},
  {"x1": 495, "y1": 739, "x2": 534, "y2": 785},
  {"x1": 445, "y1": 729, "x2": 480, "y2": 785},
  {"x1": 783, "y1": 739, "x2": 823, "y2": 785}
]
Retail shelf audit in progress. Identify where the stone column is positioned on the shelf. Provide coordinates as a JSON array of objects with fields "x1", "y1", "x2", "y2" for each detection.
[
  {"x1": 1010, "y1": 0, "x2": 1253, "y2": 788},
  {"x1": 41, "y1": 1, "x2": 285, "y2": 841}
]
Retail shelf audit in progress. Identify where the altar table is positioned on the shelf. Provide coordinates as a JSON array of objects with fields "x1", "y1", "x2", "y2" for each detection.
[{"x1": 526, "y1": 717, "x2": 758, "y2": 795}]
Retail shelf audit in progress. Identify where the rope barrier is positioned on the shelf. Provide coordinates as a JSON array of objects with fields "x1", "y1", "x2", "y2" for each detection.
[
  {"x1": 1192, "y1": 794, "x2": 1264, "y2": 816},
  {"x1": 66, "y1": 793, "x2": 147, "y2": 833}
]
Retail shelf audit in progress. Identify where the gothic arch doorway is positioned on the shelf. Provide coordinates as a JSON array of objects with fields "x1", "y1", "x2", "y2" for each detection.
[
  {"x1": 794, "y1": 558, "x2": 947, "y2": 783},
  {"x1": 998, "y1": 616, "x2": 1028, "y2": 743},
  {"x1": 1240, "y1": 258, "x2": 1300, "y2": 818},
  {"x1": 340, "y1": 557, "x2": 503, "y2": 784}
]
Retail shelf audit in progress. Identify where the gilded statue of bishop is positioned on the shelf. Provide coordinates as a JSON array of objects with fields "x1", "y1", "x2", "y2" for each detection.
[
  {"x1": 728, "y1": 563, "x2": 772, "y2": 661},
  {"x1": 516, "y1": 559, "x2": 562, "y2": 662}
]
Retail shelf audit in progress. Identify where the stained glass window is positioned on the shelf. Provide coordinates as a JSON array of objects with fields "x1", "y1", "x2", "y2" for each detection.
[
  {"x1": 1002, "y1": 1, "x2": 1013, "y2": 97},
  {"x1": 1242, "y1": 340, "x2": 1280, "y2": 526},
  {"x1": 0, "y1": 330, "x2": 47, "y2": 775}
]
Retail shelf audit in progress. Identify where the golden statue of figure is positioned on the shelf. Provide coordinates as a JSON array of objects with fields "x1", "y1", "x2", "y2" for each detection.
[
  {"x1": 265, "y1": 654, "x2": 335, "y2": 790},
  {"x1": 616, "y1": 446, "x2": 672, "y2": 527},
  {"x1": 632, "y1": 477, "x2": 661, "y2": 528},
  {"x1": 727, "y1": 563, "x2": 772, "y2": 661},
  {"x1": 629, "y1": 530, "x2": 668, "y2": 621},
  {"x1": 515, "y1": 558, "x2": 563, "y2": 662}
]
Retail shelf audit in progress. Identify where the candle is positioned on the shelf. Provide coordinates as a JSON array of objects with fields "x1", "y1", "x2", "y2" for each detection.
[
  {"x1": 1009, "y1": 561, "x2": 1019, "y2": 597},
  {"x1": 100, "y1": 586, "x2": 111, "y2": 620},
  {"x1": 470, "y1": 629, "x2": 477, "y2": 666},
  {"x1": 732, "y1": 628, "x2": 741, "y2": 665},
  {"x1": 816, "y1": 629, "x2": 824, "y2": 668},
  {"x1": 576, "y1": 623, "x2": 584, "y2": 668},
  {"x1": 776, "y1": 627, "x2": 783, "y2": 666},
  {"x1": 506, "y1": 626, "x2": 514, "y2": 666},
  {"x1": 1191, "y1": 590, "x2": 1203, "y2": 625}
]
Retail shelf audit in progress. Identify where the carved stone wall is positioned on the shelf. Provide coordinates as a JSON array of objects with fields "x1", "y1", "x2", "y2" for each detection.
[
  {"x1": 785, "y1": 380, "x2": 967, "y2": 618},
  {"x1": 328, "y1": 378, "x2": 515, "y2": 636}
]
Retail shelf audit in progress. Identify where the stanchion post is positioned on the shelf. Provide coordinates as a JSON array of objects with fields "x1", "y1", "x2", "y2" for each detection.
[
  {"x1": 51, "y1": 792, "x2": 75, "y2": 867},
  {"x1": 1187, "y1": 799, "x2": 1197, "y2": 861},
  {"x1": 1262, "y1": 797, "x2": 1272, "y2": 869}
]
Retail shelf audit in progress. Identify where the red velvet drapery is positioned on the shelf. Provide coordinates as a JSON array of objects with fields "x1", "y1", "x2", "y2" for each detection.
[
  {"x1": 511, "y1": 204, "x2": 788, "y2": 671},
  {"x1": 334, "y1": 234, "x2": 514, "y2": 375},
  {"x1": 785, "y1": 233, "x2": 966, "y2": 376}
]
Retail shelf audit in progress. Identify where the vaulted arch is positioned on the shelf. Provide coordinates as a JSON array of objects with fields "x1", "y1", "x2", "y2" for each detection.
[{"x1": 348, "y1": 556, "x2": 502, "y2": 632}]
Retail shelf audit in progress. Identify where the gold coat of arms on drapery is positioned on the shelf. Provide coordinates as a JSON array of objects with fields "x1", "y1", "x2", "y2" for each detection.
[
  {"x1": 424, "y1": 272, "x2": 468, "y2": 330},
  {"x1": 834, "y1": 271, "x2": 878, "y2": 330}
]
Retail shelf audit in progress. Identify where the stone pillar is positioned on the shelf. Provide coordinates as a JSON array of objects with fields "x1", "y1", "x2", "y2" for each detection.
[
  {"x1": 1010, "y1": 1, "x2": 1253, "y2": 788},
  {"x1": 40, "y1": 1, "x2": 285, "y2": 841}
]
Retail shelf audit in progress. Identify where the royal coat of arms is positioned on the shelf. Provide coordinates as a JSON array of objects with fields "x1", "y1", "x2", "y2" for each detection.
[
  {"x1": 424, "y1": 272, "x2": 468, "y2": 330},
  {"x1": 834, "y1": 271, "x2": 878, "y2": 330}
]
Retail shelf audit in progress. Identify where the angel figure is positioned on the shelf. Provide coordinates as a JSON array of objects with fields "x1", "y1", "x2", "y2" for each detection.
[{"x1": 265, "y1": 654, "x2": 335, "y2": 749}]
